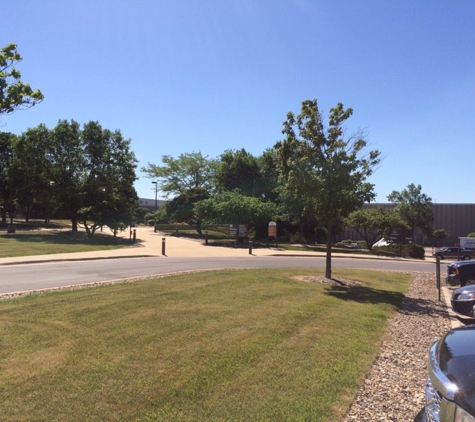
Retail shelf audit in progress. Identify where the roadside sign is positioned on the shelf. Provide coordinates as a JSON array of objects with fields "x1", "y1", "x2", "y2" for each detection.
[
  {"x1": 268, "y1": 221, "x2": 277, "y2": 238},
  {"x1": 228, "y1": 224, "x2": 248, "y2": 238},
  {"x1": 389, "y1": 228, "x2": 413, "y2": 244}
]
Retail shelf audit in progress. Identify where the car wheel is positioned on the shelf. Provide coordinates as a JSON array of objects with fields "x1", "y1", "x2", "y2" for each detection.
[
  {"x1": 436, "y1": 254, "x2": 444, "y2": 260},
  {"x1": 463, "y1": 255, "x2": 472, "y2": 260}
]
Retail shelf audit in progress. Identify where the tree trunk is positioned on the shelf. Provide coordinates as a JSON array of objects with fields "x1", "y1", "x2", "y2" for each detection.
[
  {"x1": 325, "y1": 221, "x2": 333, "y2": 279},
  {"x1": 71, "y1": 216, "x2": 78, "y2": 233}
]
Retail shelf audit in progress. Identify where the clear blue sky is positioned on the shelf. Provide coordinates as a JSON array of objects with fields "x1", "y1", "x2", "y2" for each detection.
[{"x1": 2, "y1": 0, "x2": 474, "y2": 203}]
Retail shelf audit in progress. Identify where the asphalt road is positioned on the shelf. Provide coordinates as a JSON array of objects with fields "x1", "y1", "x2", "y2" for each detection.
[{"x1": 0, "y1": 255, "x2": 436, "y2": 295}]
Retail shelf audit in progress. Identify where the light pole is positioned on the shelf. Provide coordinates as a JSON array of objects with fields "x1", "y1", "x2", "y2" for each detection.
[{"x1": 152, "y1": 181, "x2": 158, "y2": 211}]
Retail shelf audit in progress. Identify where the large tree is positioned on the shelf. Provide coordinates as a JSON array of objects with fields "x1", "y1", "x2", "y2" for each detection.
[
  {"x1": 387, "y1": 183, "x2": 434, "y2": 239},
  {"x1": 0, "y1": 43, "x2": 43, "y2": 115},
  {"x1": 345, "y1": 207, "x2": 404, "y2": 250},
  {"x1": 141, "y1": 152, "x2": 215, "y2": 197},
  {"x1": 164, "y1": 187, "x2": 209, "y2": 234},
  {"x1": 141, "y1": 152, "x2": 216, "y2": 230},
  {"x1": 14, "y1": 120, "x2": 138, "y2": 235},
  {"x1": 47, "y1": 119, "x2": 85, "y2": 231},
  {"x1": 0, "y1": 132, "x2": 15, "y2": 223},
  {"x1": 194, "y1": 190, "x2": 276, "y2": 237},
  {"x1": 215, "y1": 149, "x2": 262, "y2": 196},
  {"x1": 78, "y1": 121, "x2": 138, "y2": 238},
  {"x1": 275, "y1": 99, "x2": 381, "y2": 278},
  {"x1": 10, "y1": 125, "x2": 53, "y2": 222}
]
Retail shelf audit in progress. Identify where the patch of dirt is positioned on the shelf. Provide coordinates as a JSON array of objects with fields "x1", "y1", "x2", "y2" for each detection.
[{"x1": 292, "y1": 275, "x2": 365, "y2": 287}]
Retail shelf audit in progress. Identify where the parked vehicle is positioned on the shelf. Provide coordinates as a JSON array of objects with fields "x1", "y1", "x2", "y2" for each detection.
[
  {"x1": 451, "y1": 284, "x2": 475, "y2": 318},
  {"x1": 447, "y1": 260, "x2": 475, "y2": 287},
  {"x1": 433, "y1": 247, "x2": 473, "y2": 261},
  {"x1": 425, "y1": 326, "x2": 475, "y2": 421}
]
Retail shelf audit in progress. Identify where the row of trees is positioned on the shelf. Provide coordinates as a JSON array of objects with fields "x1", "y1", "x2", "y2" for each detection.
[
  {"x1": 143, "y1": 101, "x2": 439, "y2": 278},
  {"x1": 0, "y1": 120, "x2": 138, "y2": 237},
  {"x1": 346, "y1": 183, "x2": 440, "y2": 250},
  {"x1": 144, "y1": 100, "x2": 387, "y2": 277},
  {"x1": 1, "y1": 43, "x2": 139, "y2": 237}
]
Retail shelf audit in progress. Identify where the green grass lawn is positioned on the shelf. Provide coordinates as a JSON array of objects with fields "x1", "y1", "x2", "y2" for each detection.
[
  {"x1": 0, "y1": 230, "x2": 130, "y2": 258},
  {"x1": 0, "y1": 268, "x2": 410, "y2": 421}
]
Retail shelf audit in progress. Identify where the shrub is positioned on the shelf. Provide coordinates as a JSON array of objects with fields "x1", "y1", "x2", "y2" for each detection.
[
  {"x1": 376, "y1": 243, "x2": 425, "y2": 260},
  {"x1": 407, "y1": 243, "x2": 425, "y2": 259}
]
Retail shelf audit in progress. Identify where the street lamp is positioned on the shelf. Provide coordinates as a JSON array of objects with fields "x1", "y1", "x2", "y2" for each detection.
[{"x1": 152, "y1": 181, "x2": 158, "y2": 211}]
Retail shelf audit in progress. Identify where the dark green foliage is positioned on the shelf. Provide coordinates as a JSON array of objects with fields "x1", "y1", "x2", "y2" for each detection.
[
  {"x1": 0, "y1": 43, "x2": 44, "y2": 115},
  {"x1": 165, "y1": 187, "x2": 209, "y2": 234},
  {"x1": 377, "y1": 243, "x2": 425, "y2": 260},
  {"x1": 0, "y1": 132, "x2": 15, "y2": 223},
  {"x1": 215, "y1": 148, "x2": 261, "y2": 196},
  {"x1": 407, "y1": 244, "x2": 426, "y2": 259},
  {"x1": 194, "y1": 190, "x2": 276, "y2": 237},
  {"x1": 141, "y1": 152, "x2": 215, "y2": 197},
  {"x1": 346, "y1": 207, "x2": 405, "y2": 250},
  {"x1": 387, "y1": 184, "x2": 434, "y2": 238},
  {"x1": 427, "y1": 228, "x2": 447, "y2": 243},
  {"x1": 7, "y1": 120, "x2": 138, "y2": 236}
]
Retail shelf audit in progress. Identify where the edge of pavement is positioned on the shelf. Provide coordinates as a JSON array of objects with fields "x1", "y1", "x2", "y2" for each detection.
[
  {"x1": 0, "y1": 225, "x2": 436, "y2": 265},
  {"x1": 0, "y1": 225, "x2": 465, "y2": 328}
]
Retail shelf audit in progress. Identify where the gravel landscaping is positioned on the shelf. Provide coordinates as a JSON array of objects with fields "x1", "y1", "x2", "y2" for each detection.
[{"x1": 344, "y1": 272, "x2": 452, "y2": 422}]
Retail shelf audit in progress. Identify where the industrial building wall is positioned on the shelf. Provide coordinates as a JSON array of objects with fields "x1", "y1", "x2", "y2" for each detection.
[
  {"x1": 336, "y1": 203, "x2": 475, "y2": 247},
  {"x1": 433, "y1": 204, "x2": 475, "y2": 245}
]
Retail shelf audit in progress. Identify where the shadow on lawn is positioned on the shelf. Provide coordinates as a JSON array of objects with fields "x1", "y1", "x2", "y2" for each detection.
[
  {"x1": 325, "y1": 284, "x2": 448, "y2": 319},
  {"x1": 1, "y1": 231, "x2": 130, "y2": 246}
]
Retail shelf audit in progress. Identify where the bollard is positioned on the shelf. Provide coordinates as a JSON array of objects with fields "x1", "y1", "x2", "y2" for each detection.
[
  {"x1": 162, "y1": 238, "x2": 166, "y2": 255},
  {"x1": 133, "y1": 229, "x2": 136, "y2": 244},
  {"x1": 154, "y1": 225, "x2": 157, "y2": 233},
  {"x1": 249, "y1": 238, "x2": 253, "y2": 255},
  {"x1": 205, "y1": 231, "x2": 208, "y2": 245},
  {"x1": 436, "y1": 256, "x2": 441, "y2": 301}
]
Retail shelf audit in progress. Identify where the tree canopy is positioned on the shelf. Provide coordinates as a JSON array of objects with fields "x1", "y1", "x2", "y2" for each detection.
[
  {"x1": 215, "y1": 148, "x2": 262, "y2": 197},
  {"x1": 275, "y1": 99, "x2": 381, "y2": 278},
  {"x1": 387, "y1": 183, "x2": 434, "y2": 238},
  {"x1": 141, "y1": 152, "x2": 215, "y2": 197},
  {"x1": 0, "y1": 43, "x2": 44, "y2": 115},
  {"x1": 345, "y1": 207, "x2": 404, "y2": 250},
  {"x1": 4, "y1": 120, "x2": 138, "y2": 236},
  {"x1": 194, "y1": 190, "x2": 276, "y2": 236}
]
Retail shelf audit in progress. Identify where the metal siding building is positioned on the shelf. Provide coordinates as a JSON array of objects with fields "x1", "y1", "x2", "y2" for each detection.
[{"x1": 338, "y1": 203, "x2": 475, "y2": 246}]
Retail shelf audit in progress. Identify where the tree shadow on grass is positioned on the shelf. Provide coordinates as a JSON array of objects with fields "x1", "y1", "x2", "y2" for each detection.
[
  {"x1": 325, "y1": 284, "x2": 405, "y2": 308},
  {"x1": 1, "y1": 231, "x2": 130, "y2": 246},
  {"x1": 325, "y1": 282, "x2": 448, "y2": 319}
]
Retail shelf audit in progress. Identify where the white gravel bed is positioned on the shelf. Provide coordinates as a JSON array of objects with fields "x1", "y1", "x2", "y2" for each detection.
[{"x1": 344, "y1": 272, "x2": 451, "y2": 422}]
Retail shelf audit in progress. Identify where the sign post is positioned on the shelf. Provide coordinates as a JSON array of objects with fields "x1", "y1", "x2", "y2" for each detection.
[
  {"x1": 268, "y1": 221, "x2": 277, "y2": 247},
  {"x1": 388, "y1": 228, "x2": 413, "y2": 257},
  {"x1": 268, "y1": 221, "x2": 277, "y2": 238},
  {"x1": 228, "y1": 224, "x2": 249, "y2": 239}
]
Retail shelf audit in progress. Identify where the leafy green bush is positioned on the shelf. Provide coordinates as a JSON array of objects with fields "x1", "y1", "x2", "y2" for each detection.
[
  {"x1": 374, "y1": 243, "x2": 425, "y2": 259},
  {"x1": 407, "y1": 243, "x2": 425, "y2": 259}
]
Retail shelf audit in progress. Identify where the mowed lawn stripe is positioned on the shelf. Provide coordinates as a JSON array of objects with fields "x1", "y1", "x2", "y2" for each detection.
[{"x1": 0, "y1": 268, "x2": 409, "y2": 422}]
